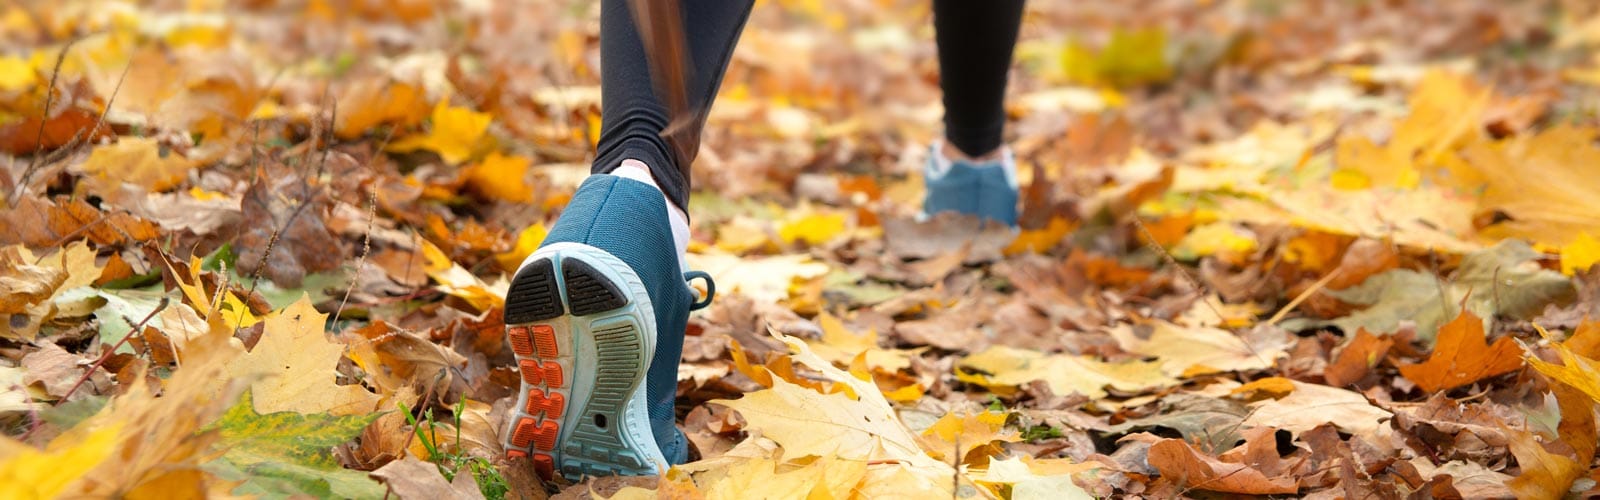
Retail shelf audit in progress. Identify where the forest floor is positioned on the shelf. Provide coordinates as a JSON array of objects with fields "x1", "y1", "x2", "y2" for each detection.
[{"x1": 3, "y1": 0, "x2": 1600, "y2": 498}]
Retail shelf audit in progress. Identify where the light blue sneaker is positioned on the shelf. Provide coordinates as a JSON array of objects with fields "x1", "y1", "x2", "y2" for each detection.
[
  {"x1": 502, "y1": 175, "x2": 712, "y2": 480},
  {"x1": 922, "y1": 142, "x2": 1019, "y2": 227}
]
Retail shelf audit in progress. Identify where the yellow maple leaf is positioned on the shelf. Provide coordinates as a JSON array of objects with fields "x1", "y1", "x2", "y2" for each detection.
[
  {"x1": 167, "y1": 256, "x2": 259, "y2": 330},
  {"x1": 777, "y1": 210, "x2": 847, "y2": 246},
  {"x1": 388, "y1": 99, "x2": 492, "y2": 164},
  {"x1": 1108, "y1": 320, "x2": 1286, "y2": 378},
  {"x1": 463, "y1": 151, "x2": 534, "y2": 203},
  {"x1": 1560, "y1": 232, "x2": 1600, "y2": 276},
  {"x1": 1463, "y1": 125, "x2": 1600, "y2": 246},
  {"x1": 1005, "y1": 217, "x2": 1075, "y2": 255},
  {"x1": 420, "y1": 240, "x2": 507, "y2": 311},
  {"x1": 0, "y1": 424, "x2": 121, "y2": 500},
  {"x1": 0, "y1": 55, "x2": 34, "y2": 91},
  {"x1": 334, "y1": 79, "x2": 430, "y2": 139},
  {"x1": 1529, "y1": 324, "x2": 1600, "y2": 404},
  {"x1": 74, "y1": 137, "x2": 195, "y2": 192},
  {"x1": 493, "y1": 224, "x2": 547, "y2": 272},
  {"x1": 917, "y1": 410, "x2": 1018, "y2": 463},
  {"x1": 959, "y1": 345, "x2": 1173, "y2": 399},
  {"x1": 228, "y1": 296, "x2": 380, "y2": 416},
  {"x1": 805, "y1": 311, "x2": 919, "y2": 373},
  {"x1": 704, "y1": 334, "x2": 956, "y2": 496}
]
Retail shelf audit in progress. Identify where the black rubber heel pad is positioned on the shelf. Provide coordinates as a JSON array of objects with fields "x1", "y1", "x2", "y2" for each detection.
[
  {"x1": 505, "y1": 259, "x2": 564, "y2": 324},
  {"x1": 563, "y1": 258, "x2": 629, "y2": 316}
]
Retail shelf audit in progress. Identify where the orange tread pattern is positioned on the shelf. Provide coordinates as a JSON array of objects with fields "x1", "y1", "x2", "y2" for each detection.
[
  {"x1": 525, "y1": 388, "x2": 566, "y2": 418},
  {"x1": 531, "y1": 420, "x2": 559, "y2": 451},
  {"x1": 532, "y1": 453, "x2": 555, "y2": 480},
  {"x1": 511, "y1": 418, "x2": 560, "y2": 451},
  {"x1": 532, "y1": 325, "x2": 559, "y2": 358},
  {"x1": 507, "y1": 326, "x2": 534, "y2": 356},
  {"x1": 519, "y1": 359, "x2": 565, "y2": 387}
]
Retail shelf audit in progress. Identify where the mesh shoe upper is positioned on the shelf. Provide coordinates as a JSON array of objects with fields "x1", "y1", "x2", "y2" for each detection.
[
  {"x1": 922, "y1": 143, "x2": 1019, "y2": 227},
  {"x1": 541, "y1": 174, "x2": 695, "y2": 464}
]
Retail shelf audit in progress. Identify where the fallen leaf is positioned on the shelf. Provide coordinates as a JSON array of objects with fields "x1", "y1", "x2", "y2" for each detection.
[
  {"x1": 421, "y1": 240, "x2": 508, "y2": 311},
  {"x1": 916, "y1": 410, "x2": 1018, "y2": 463},
  {"x1": 369, "y1": 455, "x2": 486, "y2": 500},
  {"x1": 208, "y1": 392, "x2": 385, "y2": 499},
  {"x1": 970, "y1": 456, "x2": 1095, "y2": 500},
  {"x1": 1528, "y1": 323, "x2": 1600, "y2": 405},
  {"x1": 0, "y1": 424, "x2": 121, "y2": 499},
  {"x1": 1505, "y1": 426, "x2": 1583, "y2": 500},
  {"x1": 777, "y1": 209, "x2": 847, "y2": 247},
  {"x1": 1243, "y1": 381, "x2": 1391, "y2": 441},
  {"x1": 805, "y1": 312, "x2": 918, "y2": 373},
  {"x1": 463, "y1": 152, "x2": 534, "y2": 203},
  {"x1": 1108, "y1": 320, "x2": 1288, "y2": 378},
  {"x1": 686, "y1": 252, "x2": 829, "y2": 305},
  {"x1": 1464, "y1": 124, "x2": 1600, "y2": 247},
  {"x1": 1562, "y1": 232, "x2": 1600, "y2": 276},
  {"x1": 73, "y1": 137, "x2": 195, "y2": 192},
  {"x1": 1398, "y1": 310, "x2": 1524, "y2": 392},
  {"x1": 1324, "y1": 328, "x2": 1393, "y2": 388},
  {"x1": 959, "y1": 345, "x2": 1173, "y2": 399},
  {"x1": 228, "y1": 296, "x2": 381, "y2": 416},
  {"x1": 1147, "y1": 438, "x2": 1297, "y2": 495},
  {"x1": 388, "y1": 99, "x2": 492, "y2": 164},
  {"x1": 334, "y1": 78, "x2": 429, "y2": 139},
  {"x1": 1320, "y1": 240, "x2": 1574, "y2": 342}
]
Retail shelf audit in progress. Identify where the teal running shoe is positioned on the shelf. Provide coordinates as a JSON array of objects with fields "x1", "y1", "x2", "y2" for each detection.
[
  {"x1": 503, "y1": 175, "x2": 712, "y2": 480},
  {"x1": 921, "y1": 143, "x2": 1019, "y2": 227}
]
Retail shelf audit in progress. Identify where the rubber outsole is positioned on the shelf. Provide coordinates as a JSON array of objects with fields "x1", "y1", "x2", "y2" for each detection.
[{"x1": 503, "y1": 242, "x2": 665, "y2": 481}]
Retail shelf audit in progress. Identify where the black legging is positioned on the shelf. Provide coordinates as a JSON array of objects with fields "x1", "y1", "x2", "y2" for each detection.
[{"x1": 593, "y1": 0, "x2": 1026, "y2": 212}]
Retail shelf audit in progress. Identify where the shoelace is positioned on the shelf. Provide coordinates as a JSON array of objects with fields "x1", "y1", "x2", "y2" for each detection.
[{"x1": 684, "y1": 270, "x2": 715, "y2": 311}]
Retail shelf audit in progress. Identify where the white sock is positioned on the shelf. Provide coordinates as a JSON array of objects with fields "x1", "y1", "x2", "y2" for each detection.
[
  {"x1": 612, "y1": 159, "x2": 690, "y2": 275},
  {"x1": 929, "y1": 139, "x2": 1018, "y2": 189}
]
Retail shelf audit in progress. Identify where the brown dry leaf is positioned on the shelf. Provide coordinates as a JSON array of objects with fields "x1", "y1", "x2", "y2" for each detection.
[
  {"x1": 1397, "y1": 310, "x2": 1524, "y2": 393},
  {"x1": 370, "y1": 455, "x2": 487, "y2": 500},
  {"x1": 344, "y1": 320, "x2": 466, "y2": 395},
  {"x1": 236, "y1": 176, "x2": 343, "y2": 288},
  {"x1": 20, "y1": 343, "x2": 101, "y2": 401},
  {"x1": 1147, "y1": 438, "x2": 1297, "y2": 495},
  {"x1": 0, "y1": 246, "x2": 66, "y2": 315}
]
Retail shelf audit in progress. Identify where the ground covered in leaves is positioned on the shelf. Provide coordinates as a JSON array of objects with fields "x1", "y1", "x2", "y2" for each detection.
[{"x1": 4, "y1": 0, "x2": 1600, "y2": 498}]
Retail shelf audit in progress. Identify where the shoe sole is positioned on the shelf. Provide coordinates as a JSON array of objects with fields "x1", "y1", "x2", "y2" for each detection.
[{"x1": 502, "y1": 242, "x2": 665, "y2": 481}]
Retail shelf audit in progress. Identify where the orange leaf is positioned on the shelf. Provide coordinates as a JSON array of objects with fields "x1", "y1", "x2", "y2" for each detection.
[
  {"x1": 1325, "y1": 328, "x2": 1393, "y2": 388},
  {"x1": 1506, "y1": 426, "x2": 1584, "y2": 499},
  {"x1": 1398, "y1": 310, "x2": 1524, "y2": 393},
  {"x1": 1147, "y1": 438, "x2": 1298, "y2": 495}
]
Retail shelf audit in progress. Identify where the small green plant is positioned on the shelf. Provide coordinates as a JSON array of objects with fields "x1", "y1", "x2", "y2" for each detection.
[
  {"x1": 400, "y1": 400, "x2": 510, "y2": 500},
  {"x1": 1020, "y1": 424, "x2": 1064, "y2": 442}
]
